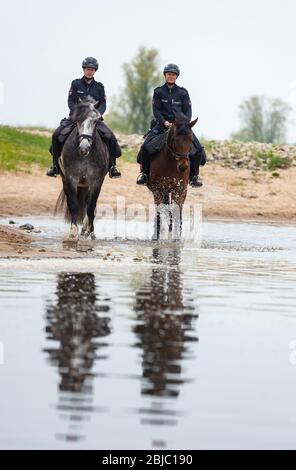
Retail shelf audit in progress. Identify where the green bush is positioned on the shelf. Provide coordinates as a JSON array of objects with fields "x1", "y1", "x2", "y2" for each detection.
[
  {"x1": 254, "y1": 149, "x2": 290, "y2": 170},
  {"x1": 267, "y1": 152, "x2": 290, "y2": 170}
]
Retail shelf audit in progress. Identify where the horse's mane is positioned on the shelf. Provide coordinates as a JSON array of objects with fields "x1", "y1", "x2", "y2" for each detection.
[
  {"x1": 173, "y1": 113, "x2": 191, "y2": 136},
  {"x1": 73, "y1": 98, "x2": 98, "y2": 123}
]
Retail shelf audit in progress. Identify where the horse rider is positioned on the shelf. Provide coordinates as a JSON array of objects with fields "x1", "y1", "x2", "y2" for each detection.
[
  {"x1": 136, "y1": 64, "x2": 206, "y2": 187},
  {"x1": 47, "y1": 57, "x2": 121, "y2": 179}
]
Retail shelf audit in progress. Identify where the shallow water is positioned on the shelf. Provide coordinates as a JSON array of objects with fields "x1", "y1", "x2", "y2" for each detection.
[{"x1": 0, "y1": 217, "x2": 296, "y2": 449}]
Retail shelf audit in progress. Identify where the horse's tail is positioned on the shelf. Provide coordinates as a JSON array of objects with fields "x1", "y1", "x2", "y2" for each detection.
[
  {"x1": 54, "y1": 189, "x2": 67, "y2": 218},
  {"x1": 54, "y1": 187, "x2": 88, "y2": 224}
]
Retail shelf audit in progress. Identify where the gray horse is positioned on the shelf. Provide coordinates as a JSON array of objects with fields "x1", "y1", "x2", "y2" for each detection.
[{"x1": 56, "y1": 98, "x2": 109, "y2": 240}]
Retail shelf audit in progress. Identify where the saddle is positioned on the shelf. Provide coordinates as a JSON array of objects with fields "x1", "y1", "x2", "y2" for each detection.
[
  {"x1": 57, "y1": 124, "x2": 75, "y2": 144},
  {"x1": 138, "y1": 129, "x2": 207, "y2": 165},
  {"x1": 145, "y1": 132, "x2": 168, "y2": 156},
  {"x1": 57, "y1": 122, "x2": 106, "y2": 146}
]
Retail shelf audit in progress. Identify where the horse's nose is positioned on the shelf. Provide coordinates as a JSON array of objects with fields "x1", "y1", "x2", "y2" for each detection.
[
  {"x1": 79, "y1": 140, "x2": 90, "y2": 156},
  {"x1": 79, "y1": 147, "x2": 88, "y2": 157}
]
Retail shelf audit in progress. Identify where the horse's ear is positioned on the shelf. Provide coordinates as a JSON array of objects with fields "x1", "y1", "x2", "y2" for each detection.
[{"x1": 189, "y1": 117, "x2": 198, "y2": 128}]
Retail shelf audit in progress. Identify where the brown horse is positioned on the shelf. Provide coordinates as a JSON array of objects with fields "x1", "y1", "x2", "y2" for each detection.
[{"x1": 148, "y1": 116, "x2": 198, "y2": 240}]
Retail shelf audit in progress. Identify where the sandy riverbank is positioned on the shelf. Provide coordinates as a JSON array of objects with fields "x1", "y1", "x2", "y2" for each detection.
[
  {"x1": 0, "y1": 161, "x2": 295, "y2": 257},
  {"x1": 0, "y1": 162, "x2": 295, "y2": 220}
]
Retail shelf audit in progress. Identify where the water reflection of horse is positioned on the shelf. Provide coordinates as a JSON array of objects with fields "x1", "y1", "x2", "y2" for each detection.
[
  {"x1": 133, "y1": 247, "x2": 198, "y2": 426},
  {"x1": 44, "y1": 272, "x2": 111, "y2": 441},
  {"x1": 148, "y1": 117, "x2": 198, "y2": 240}
]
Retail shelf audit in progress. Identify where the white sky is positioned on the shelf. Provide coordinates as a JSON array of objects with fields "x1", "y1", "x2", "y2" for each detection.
[{"x1": 0, "y1": 0, "x2": 295, "y2": 141}]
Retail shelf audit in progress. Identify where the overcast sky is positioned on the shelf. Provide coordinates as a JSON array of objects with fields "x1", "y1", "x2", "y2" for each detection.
[{"x1": 0, "y1": 0, "x2": 295, "y2": 141}]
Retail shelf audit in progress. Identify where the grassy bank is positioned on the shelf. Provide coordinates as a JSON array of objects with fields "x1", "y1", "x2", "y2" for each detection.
[
  {"x1": 0, "y1": 126, "x2": 51, "y2": 171},
  {"x1": 0, "y1": 126, "x2": 137, "y2": 171},
  {"x1": 1, "y1": 125, "x2": 295, "y2": 173}
]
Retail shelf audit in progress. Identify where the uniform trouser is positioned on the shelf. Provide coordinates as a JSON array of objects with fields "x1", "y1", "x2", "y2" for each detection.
[
  {"x1": 97, "y1": 121, "x2": 122, "y2": 166},
  {"x1": 190, "y1": 134, "x2": 206, "y2": 178},
  {"x1": 50, "y1": 118, "x2": 74, "y2": 167},
  {"x1": 50, "y1": 119, "x2": 121, "y2": 168},
  {"x1": 140, "y1": 127, "x2": 205, "y2": 177}
]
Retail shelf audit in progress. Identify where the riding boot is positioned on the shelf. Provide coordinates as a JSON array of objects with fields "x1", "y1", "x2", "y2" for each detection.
[
  {"x1": 189, "y1": 154, "x2": 203, "y2": 188},
  {"x1": 46, "y1": 143, "x2": 60, "y2": 177},
  {"x1": 136, "y1": 149, "x2": 150, "y2": 185},
  {"x1": 108, "y1": 139, "x2": 121, "y2": 178},
  {"x1": 109, "y1": 158, "x2": 121, "y2": 178}
]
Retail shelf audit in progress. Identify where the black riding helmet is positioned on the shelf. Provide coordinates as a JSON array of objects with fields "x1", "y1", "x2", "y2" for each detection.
[
  {"x1": 163, "y1": 63, "x2": 180, "y2": 76},
  {"x1": 82, "y1": 57, "x2": 99, "y2": 71}
]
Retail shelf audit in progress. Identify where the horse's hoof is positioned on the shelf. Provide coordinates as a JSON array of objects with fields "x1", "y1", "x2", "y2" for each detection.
[
  {"x1": 69, "y1": 224, "x2": 78, "y2": 240},
  {"x1": 90, "y1": 232, "x2": 96, "y2": 240},
  {"x1": 172, "y1": 235, "x2": 181, "y2": 242}
]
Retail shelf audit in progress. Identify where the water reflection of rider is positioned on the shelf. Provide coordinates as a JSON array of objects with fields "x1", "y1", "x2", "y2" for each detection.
[
  {"x1": 44, "y1": 272, "x2": 111, "y2": 442},
  {"x1": 133, "y1": 248, "x2": 198, "y2": 427}
]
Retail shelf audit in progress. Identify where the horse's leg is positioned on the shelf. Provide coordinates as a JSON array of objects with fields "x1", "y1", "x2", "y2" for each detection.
[
  {"x1": 171, "y1": 191, "x2": 186, "y2": 241},
  {"x1": 152, "y1": 191, "x2": 162, "y2": 241},
  {"x1": 179, "y1": 205, "x2": 183, "y2": 237},
  {"x1": 169, "y1": 210, "x2": 173, "y2": 234},
  {"x1": 163, "y1": 193, "x2": 173, "y2": 235},
  {"x1": 81, "y1": 215, "x2": 89, "y2": 237},
  {"x1": 64, "y1": 180, "x2": 79, "y2": 240},
  {"x1": 152, "y1": 210, "x2": 161, "y2": 241},
  {"x1": 162, "y1": 193, "x2": 173, "y2": 239},
  {"x1": 85, "y1": 183, "x2": 103, "y2": 240},
  {"x1": 170, "y1": 203, "x2": 180, "y2": 241}
]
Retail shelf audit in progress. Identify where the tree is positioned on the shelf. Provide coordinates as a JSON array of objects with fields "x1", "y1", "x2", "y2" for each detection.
[
  {"x1": 105, "y1": 47, "x2": 162, "y2": 134},
  {"x1": 232, "y1": 95, "x2": 291, "y2": 144}
]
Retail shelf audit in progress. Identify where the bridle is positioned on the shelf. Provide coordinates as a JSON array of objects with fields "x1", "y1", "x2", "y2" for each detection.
[
  {"x1": 76, "y1": 106, "x2": 101, "y2": 152},
  {"x1": 166, "y1": 126, "x2": 191, "y2": 161},
  {"x1": 77, "y1": 122, "x2": 97, "y2": 151},
  {"x1": 78, "y1": 133, "x2": 94, "y2": 146}
]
